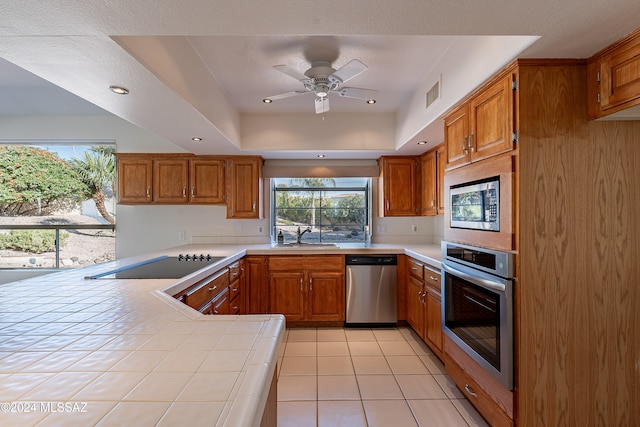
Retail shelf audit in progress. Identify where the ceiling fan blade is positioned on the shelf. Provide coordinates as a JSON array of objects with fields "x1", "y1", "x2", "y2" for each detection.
[
  {"x1": 315, "y1": 96, "x2": 330, "y2": 114},
  {"x1": 267, "y1": 91, "x2": 310, "y2": 100},
  {"x1": 337, "y1": 87, "x2": 378, "y2": 100},
  {"x1": 273, "y1": 64, "x2": 311, "y2": 83},
  {"x1": 330, "y1": 59, "x2": 367, "y2": 83}
]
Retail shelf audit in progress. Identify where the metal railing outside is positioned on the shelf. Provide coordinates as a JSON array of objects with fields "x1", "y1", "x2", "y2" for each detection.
[{"x1": 0, "y1": 224, "x2": 115, "y2": 269}]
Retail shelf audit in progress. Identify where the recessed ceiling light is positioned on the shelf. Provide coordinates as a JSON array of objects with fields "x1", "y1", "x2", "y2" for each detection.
[
  {"x1": 366, "y1": 99, "x2": 376, "y2": 104},
  {"x1": 109, "y1": 85, "x2": 129, "y2": 95},
  {"x1": 191, "y1": 137, "x2": 203, "y2": 142},
  {"x1": 417, "y1": 140, "x2": 428, "y2": 145},
  {"x1": 317, "y1": 154, "x2": 325, "y2": 158},
  {"x1": 263, "y1": 98, "x2": 273, "y2": 103}
]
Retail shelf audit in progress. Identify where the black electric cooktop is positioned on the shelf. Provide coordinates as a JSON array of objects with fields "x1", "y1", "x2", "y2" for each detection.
[{"x1": 86, "y1": 254, "x2": 225, "y2": 279}]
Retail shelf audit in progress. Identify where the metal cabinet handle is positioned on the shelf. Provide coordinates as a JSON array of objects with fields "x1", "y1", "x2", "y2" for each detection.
[
  {"x1": 310, "y1": 278, "x2": 313, "y2": 291},
  {"x1": 411, "y1": 266, "x2": 419, "y2": 270},
  {"x1": 191, "y1": 186, "x2": 195, "y2": 197},
  {"x1": 253, "y1": 202, "x2": 256, "y2": 212},
  {"x1": 300, "y1": 277, "x2": 303, "y2": 291},
  {"x1": 465, "y1": 384, "x2": 478, "y2": 398},
  {"x1": 182, "y1": 187, "x2": 187, "y2": 197},
  {"x1": 213, "y1": 308, "x2": 218, "y2": 314},
  {"x1": 469, "y1": 133, "x2": 475, "y2": 152},
  {"x1": 232, "y1": 287, "x2": 238, "y2": 292},
  {"x1": 208, "y1": 285, "x2": 218, "y2": 291},
  {"x1": 429, "y1": 275, "x2": 438, "y2": 281},
  {"x1": 146, "y1": 187, "x2": 150, "y2": 198}
]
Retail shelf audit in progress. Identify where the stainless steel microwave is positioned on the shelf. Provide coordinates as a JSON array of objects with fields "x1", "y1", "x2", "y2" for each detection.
[{"x1": 450, "y1": 177, "x2": 499, "y2": 231}]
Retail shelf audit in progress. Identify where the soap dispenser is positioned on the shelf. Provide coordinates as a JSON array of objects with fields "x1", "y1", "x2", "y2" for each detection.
[{"x1": 277, "y1": 229, "x2": 284, "y2": 243}]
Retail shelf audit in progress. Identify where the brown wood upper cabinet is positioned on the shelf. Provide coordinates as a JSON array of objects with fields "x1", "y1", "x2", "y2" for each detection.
[
  {"x1": 378, "y1": 156, "x2": 419, "y2": 216},
  {"x1": 117, "y1": 155, "x2": 153, "y2": 204},
  {"x1": 117, "y1": 154, "x2": 225, "y2": 205},
  {"x1": 443, "y1": 73, "x2": 516, "y2": 170},
  {"x1": 419, "y1": 143, "x2": 445, "y2": 216},
  {"x1": 588, "y1": 28, "x2": 640, "y2": 119},
  {"x1": 226, "y1": 156, "x2": 263, "y2": 219}
]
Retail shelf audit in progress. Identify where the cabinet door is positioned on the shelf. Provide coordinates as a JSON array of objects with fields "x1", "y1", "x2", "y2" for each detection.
[
  {"x1": 420, "y1": 150, "x2": 437, "y2": 216},
  {"x1": 211, "y1": 288, "x2": 230, "y2": 315},
  {"x1": 245, "y1": 256, "x2": 268, "y2": 314},
  {"x1": 117, "y1": 156, "x2": 153, "y2": 203},
  {"x1": 380, "y1": 157, "x2": 418, "y2": 216},
  {"x1": 436, "y1": 143, "x2": 446, "y2": 215},
  {"x1": 190, "y1": 158, "x2": 225, "y2": 203},
  {"x1": 598, "y1": 39, "x2": 640, "y2": 113},
  {"x1": 407, "y1": 276, "x2": 425, "y2": 337},
  {"x1": 468, "y1": 75, "x2": 514, "y2": 163},
  {"x1": 307, "y1": 271, "x2": 344, "y2": 321},
  {"x1": 269, "y1": 271, "x2": 305, "y2": 321},
  {"x1": 444, "y1": 104, "x2": 470, "y2": 170},
  {"x1": 227, "y1": 157, "x2": 262, "y2": 218},
  {"x1": 425, "y1": 288, "x2": 443, "y2": 357},
  {"x1": 154, "y1": 159, "x2": 189, "y2": 203}
]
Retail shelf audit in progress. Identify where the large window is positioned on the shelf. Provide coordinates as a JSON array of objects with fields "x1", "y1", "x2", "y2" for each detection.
[
  {"x1": 272, "y1": 177, "x2": 370, "y2": 244},
  {"x1": 0, "y1": 143, "x2": 116, "y2": 269}
]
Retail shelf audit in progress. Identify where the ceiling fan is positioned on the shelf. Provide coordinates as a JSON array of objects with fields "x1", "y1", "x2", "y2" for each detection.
[{"x1": 268, "y1": 59, "x2": 377, "y2": 114}]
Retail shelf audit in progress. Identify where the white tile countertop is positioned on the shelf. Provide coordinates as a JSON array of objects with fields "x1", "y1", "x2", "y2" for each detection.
[{"x1": 0, "y1": 242, "x2": 441, "y2": 426}]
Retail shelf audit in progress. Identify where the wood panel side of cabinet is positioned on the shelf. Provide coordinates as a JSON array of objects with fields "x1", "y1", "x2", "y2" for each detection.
[
  {"x1": 518, "y1": 60, "x2": 640, "y2": 426},
  {"x1": 436, "y1": 143, "x2": 446, "y2": 214},
  {"x1": 420, "y1": 149, "x2": 437, "y2": 216},
  {"x1": 245, "y1": 256, "x2": 268, "y2": 314}
]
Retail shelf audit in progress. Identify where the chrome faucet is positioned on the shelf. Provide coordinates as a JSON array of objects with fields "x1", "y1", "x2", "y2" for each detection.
[{"x1": 297, "y1": 226, "x2": 312, "y2": 243}]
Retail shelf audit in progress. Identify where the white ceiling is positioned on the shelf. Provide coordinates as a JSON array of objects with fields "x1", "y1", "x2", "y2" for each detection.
[{"x1": 0, "y1": 0, "x2": 638, "y2": 159}]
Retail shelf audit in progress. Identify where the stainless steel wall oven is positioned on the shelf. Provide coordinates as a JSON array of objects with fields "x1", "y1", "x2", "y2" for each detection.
[{"x1": 441, "y1": 241, "x2": 515, "y2": 390}]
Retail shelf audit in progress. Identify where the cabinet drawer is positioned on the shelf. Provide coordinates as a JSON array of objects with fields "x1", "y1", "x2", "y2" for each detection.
[
  {"x1": 211, "y1": 288, "x2": 230, "y2": 315},
  {"x1": 229, "y1": 279, "x2": 241, "y2": 302},
  {"x1": 268, "y1": 255, "x2": 344, "y2": 271},
  {"x1": 183, "y1": 269, "x2": 229, "y2": 311},
  {"x1": 228, "y1": 261, "x2": 241, "y2": 281},
  {"x1": 445, "y1": 354, "x2": 513, "y2": 427},
  {"x1": 408, "y1": 259, "x2": 424, "y2": 280},
  {"x1": 424, "y1": 265, "x2": 441, "y2": 292}
]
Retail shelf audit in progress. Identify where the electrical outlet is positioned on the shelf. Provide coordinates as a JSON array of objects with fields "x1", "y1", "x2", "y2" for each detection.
[
  {"x1": 258, "y1": 226, "x2": 263, "y2": 233},
  {"x1": 412, "y1": 224, "x2": 418, "y2": 233},
  {"x1": 178, "y1": 231, "x2": 186, "y2": 241}
]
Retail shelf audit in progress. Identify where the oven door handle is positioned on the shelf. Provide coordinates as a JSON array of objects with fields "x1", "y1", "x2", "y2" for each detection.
[{"x1": 442, "y1": 261, "x2": 506, "y2": 293}]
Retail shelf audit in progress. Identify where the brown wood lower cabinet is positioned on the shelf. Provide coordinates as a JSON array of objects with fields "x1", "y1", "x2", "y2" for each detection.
[
  {"x1": 405, "y1": 256, "x2": 443, "y2": 359},
  {"x1": 268, "y1": 255, "x2": 345, "y2": 325},
  {"x1": 444, "y1": 336, "x2": 513, "y2": 427},
  {"x1": 245, "y1": 256, "x2": 268, "y2": 314}
]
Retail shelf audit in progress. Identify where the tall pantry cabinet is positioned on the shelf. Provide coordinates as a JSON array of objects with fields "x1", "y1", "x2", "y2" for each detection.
[{"x1": 514, "y1": 59, "x2": 640, "y2": 426}]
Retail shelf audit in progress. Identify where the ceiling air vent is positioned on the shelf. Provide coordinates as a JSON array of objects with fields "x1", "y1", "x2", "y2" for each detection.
[{"x1": 425, "y1": 79, "x2": 440, "y2": 110}]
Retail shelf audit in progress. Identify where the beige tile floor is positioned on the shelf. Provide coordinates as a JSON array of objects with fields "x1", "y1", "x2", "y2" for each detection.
[{"x1": 276, "y1": 327, "x2": 489, "y2": 427}]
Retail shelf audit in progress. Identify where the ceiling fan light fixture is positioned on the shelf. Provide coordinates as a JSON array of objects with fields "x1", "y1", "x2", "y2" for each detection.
[
  {"x1": 262, "y1": 98, "x2": 272, "y2": 103},
  {"x1": 366, "y1": 99, "x2": 376, "y2": 104}
]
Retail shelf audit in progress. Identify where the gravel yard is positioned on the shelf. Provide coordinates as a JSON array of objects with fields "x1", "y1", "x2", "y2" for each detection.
[{"x1": 0, "y1": 215, "x2": 115, "y2": 268}]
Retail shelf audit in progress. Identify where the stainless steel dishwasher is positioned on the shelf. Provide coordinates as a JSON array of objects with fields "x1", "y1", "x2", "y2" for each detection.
[{"x1": 345, "y1": 255, "x2": 397, "y2": 326}]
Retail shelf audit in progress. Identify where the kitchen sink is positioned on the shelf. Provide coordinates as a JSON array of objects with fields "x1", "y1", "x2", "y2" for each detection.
[{"x1": 271, "y1": 242, "x2": 338, "y2": 248}]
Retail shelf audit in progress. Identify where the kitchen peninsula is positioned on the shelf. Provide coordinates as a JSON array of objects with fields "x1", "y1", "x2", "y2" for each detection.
[{"x1": 0, "y1": 243, "x2": 441, "y2": 426}]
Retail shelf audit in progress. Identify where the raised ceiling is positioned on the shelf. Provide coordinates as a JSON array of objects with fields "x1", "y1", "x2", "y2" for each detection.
[{"x1": 0, "y1": 0, "x2": 638, "y2": 159}]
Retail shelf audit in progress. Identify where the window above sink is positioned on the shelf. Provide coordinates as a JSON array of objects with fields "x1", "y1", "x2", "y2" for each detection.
[{"x1": 271, "y1": 177, "x2": 371, "y2": 245}]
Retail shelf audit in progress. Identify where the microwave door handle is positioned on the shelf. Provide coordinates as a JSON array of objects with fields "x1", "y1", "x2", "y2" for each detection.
[{"x1": 442, "y1": 261, "x2": 506, "y2": 293}]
